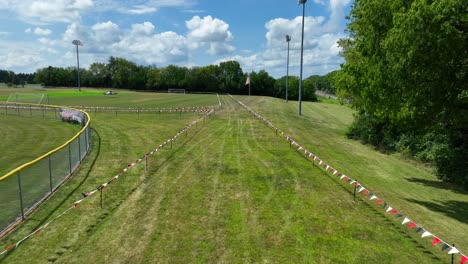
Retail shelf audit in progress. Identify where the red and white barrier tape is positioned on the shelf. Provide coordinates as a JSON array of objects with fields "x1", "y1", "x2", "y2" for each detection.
[
  {"x1": 228, "y1": 94, "x2": 467, "y2": 261},
  {"x1": 0, "y1": 109, "x2": 214, "y2": 256}
]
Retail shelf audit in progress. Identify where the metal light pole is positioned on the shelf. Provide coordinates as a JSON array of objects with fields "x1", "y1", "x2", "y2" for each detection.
[
  {"x1": 298, "y1": 0, "x2": 307, "y2": 115},
  {"x1": 72, "y1": 40, "x2": 83, "y2": 91},
  {"x1": 286, "y1": 35, "x2": 291, "y2": 103}
]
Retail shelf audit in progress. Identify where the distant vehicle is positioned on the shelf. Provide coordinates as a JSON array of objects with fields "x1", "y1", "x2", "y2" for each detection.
[{"x1": 104, "y1": 90, "x2": 117, "y2": 95}]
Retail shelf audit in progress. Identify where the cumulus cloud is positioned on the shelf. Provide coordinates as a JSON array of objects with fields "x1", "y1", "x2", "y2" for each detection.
[
  {"x1": 186, "y1": 15, "x2": 235, "y2": 55},
  {"x1": 117, "y1": 31, "x2": 188, "y2": 64},
  {"x1": 0, "y1": 49, "x2": 43, "y2": 72},
  {"x1": 57, "y1": 21, "x2": 189, "y2": 66},
  {"x1": 26, "y1": 27, "x2": 53, "y2": 35},
  {"x1": 11, "y1": 0, "x2": 94, "y2": 24},
  {"x1": 217, "y1": 0, "x2": 350, "y2": 78},
  {"x1": 131, "y1": 22, "x2": 155, "y2": 36},
  {"x1": 91, "y1": 21, "x2": 121, "y2": 44}
]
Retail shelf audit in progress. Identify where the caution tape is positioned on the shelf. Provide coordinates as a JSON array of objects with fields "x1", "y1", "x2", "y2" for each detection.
[
  {"x1": 228, "y1": 94, "x2": 467, "y2": 262},
  {"x1": 0, "y1": 109, "x2": 214, "y2": 256}
]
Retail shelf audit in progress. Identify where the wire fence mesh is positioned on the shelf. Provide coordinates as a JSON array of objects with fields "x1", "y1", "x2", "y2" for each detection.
[{"x1": 0, "y1": 102, "x2": 91, "y2": 236}]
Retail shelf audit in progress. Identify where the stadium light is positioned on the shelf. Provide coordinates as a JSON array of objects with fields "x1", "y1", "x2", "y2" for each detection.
[
  {"x1": 298, "y1": 0, "x2": 307, "y2": 115},
  {"x1": 285, "y1": 35, "x2": 291, "y2": 103},
  {"x1": 72, "y1": 40, "x2": 83, "y2": 91}
]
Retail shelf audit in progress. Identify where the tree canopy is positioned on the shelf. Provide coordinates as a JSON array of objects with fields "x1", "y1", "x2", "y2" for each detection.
[
  {"x1": 31, "y1": 57, "x2": 322, "y2": 102},
  {"x1": 337, "y1": 0, "x2": 468, "y2": 187}
]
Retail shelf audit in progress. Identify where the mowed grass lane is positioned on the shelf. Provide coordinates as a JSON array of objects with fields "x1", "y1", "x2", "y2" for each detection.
[
  {"x1": 237, "y1": 95, "x2": 468, "y2": 254},
  {"x1": 0, "y1": 110, "x2": 205, "y2": 263},
  {"x1": 2, "y1": 95, "x2": 441, "y2": 263},
  {"x1": 0, "y1": 115, "x2": 80, "y2": 176}
]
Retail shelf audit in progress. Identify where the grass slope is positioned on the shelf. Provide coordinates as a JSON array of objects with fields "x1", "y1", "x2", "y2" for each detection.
[
  {"x1": 0, "y1": 115, "x2": 80, "y2": 176},
  {"x1": 0, "y1": 95, "x2": 443, "y2": 263},
  {"x1": 236, "y1": 95, "x2": 468, "y2": 255}
]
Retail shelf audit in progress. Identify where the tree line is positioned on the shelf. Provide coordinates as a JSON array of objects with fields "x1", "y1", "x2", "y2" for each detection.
[
  {"x1": 0, "y1": 70, "x2": 35, "y2": 87},
  {"x1": 31, "y1": 57, "x2": 318, "y2": 101},
  {"x1": 336, "y1": 0, "x2": 467, "y2": 188}
]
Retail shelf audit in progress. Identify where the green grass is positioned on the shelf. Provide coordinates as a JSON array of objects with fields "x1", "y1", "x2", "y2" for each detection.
[
  {"x1": 0, "y1": 115, "x2": 80, "y2": 176},
  {"x1": 0, "y1": 94, "x2": 458, "y2": 263},
  {"x1": 0, "y1": 87, "x2": 219, "y2": 108},
  {"x1": 236, "y1": 95, "x2": 468, "y2": 254}
]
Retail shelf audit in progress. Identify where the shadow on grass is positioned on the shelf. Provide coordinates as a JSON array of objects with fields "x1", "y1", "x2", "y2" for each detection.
[
  {"x1": 405, "y1": 178, "x2": 468, "y2": 195},
  {"x1": 404, "y1": 198, "x2": 468, "y2": 224}
]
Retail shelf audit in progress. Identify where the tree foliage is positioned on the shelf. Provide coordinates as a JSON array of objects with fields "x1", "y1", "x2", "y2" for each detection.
[
  {"x1": 337, "y1": 0, "x2": 468, "y2": 186},
  {"x1": 30, "y1": 56, "x2": 327, "y2": 103},
  {"x1": 0, "y1": 69, "x2": 35, "y2": 87}
]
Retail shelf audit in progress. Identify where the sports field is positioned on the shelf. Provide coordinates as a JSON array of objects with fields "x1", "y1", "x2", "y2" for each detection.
[
  {"x1": 0, "y1": 115, "x2": 79, "y2": 176},
  {"x1": 0, "y1": 89, "x2": 466, "y2": 263}
]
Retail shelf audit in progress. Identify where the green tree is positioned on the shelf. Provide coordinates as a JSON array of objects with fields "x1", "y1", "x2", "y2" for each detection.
[{"x1": 337, "y1": 0, "x2": 468, "y2": 186}]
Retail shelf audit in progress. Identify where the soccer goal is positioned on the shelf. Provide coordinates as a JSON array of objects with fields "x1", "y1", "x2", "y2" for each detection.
[
  {"x1": 6, "y1": 93, "x2": 48, "y2": 104},
  {"x1": 168, "y1": 89, "x2": 186, "y2": 94}
]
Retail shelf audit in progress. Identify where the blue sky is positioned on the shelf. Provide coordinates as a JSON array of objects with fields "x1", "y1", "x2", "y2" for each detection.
[{"x1": 0, "y1": 0, "x2": 353, "y2": 78}]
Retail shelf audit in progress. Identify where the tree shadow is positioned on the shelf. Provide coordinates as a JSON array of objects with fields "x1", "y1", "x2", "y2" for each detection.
[
  {"x1": 404, "y1": 198, "x2": 468, "y2": 224},
  {"x1": 405, "y1": 177, "x2": 468, "y2": 195}
]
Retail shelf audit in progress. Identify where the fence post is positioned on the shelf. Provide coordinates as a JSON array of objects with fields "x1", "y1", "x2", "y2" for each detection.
[
  {"x1": 49, "y1": 155, "x2": 53, "y2": 192},
  {"x1": 68, "y1": 144, "x2": 72, "y2": 175},
  {"x1": 353, "y1": 179, "x2": 358, "y2": 203},
  {"x1": 451, "y1": 244, "x2": 455, "y2": 264},
  {"x1": 17, "y1": 172, "x2": 25, "y2": 220},
  {"x1": 100, "y1": 189, "x2": 103, "y2": 209},
  {"x1": 145, "y1": 156, "x2": 148, "y2": 174},
  {"x1": 78, "y1": 134, "x2": 82, "y2": 161}
]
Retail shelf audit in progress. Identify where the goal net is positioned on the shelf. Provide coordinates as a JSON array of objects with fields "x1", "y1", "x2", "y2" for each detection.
[
  {"x1": 168, "y1": 89, "x2": 186, "y2": 94},
  {"x1": 6, "y1": 93, "x2": 48, "y2": 104}
]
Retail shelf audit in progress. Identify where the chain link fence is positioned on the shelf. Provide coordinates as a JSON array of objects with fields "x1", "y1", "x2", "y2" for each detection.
[{"x1": 0, "y1": 102, "x2": 91, "y2": 236}]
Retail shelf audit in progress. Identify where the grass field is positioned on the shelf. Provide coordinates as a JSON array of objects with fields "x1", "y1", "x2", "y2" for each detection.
[
  {"x1": 0, "y1": 115, "x2": 80, "y2": 176},
  {"x1": 0, "y1": 91, "x2": 466, "y2": 263},
  {"x1": 0, "y1": 87, "x2": 219, "y2": 108}
]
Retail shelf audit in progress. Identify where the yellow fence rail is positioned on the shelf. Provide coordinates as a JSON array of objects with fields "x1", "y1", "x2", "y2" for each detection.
[{"x1": 0, "y1": 102, "x2": 91, "y2": 236}]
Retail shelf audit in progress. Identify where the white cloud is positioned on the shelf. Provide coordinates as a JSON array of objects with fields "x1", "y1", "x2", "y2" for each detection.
[
  {"x1": 122, "y1": 5, "x2": 158, "y2": 15},
  {"x1": 115, "y1": 31, "x2": 188, "y2": 64},
  {"x1": 92, "y1": 0, "x2": 195, "y2": 14},
  {"x1": 62, "y1": 23, "x2": 90, "y2": 45},
  {"x1": 38, "y1": 37, "x2": 59, "y2": 46},
  {"x1": 0, "y1": 49, "x2": 43, "y2": 72},
  {"x1": 217, "y1": 6, "x2": 348, "y2": 78},
  {"x1": 208, "y1": 42, "x2": 235, "y2": 56},
  {"x1": 18, "y1": 0, "x2": 93, "y2": 24},
  {"x1": 187, "y1": 16, "x2": 233, "y2": 42},
  {"x1": 265, "y1": 16, "x2": 326, "y2": 50},
  {"x1": 26, "y1": 27, "x2": 53, "y2": 35},
  {"x1": 131, "y1": 22, "x2": 155, "y2": 36},
  {"x1": 91, "y1": 21, "x2": 121, "y2": 44},
  {"x1": 56, "y1": 21, "x2": 189, "y2": 66},
  {"x1": 186, "y1": 15, "x2": 235, "y2": 55},
  {"x1": 327, "y1": 0, "x2": 352, "y2": 32}
]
